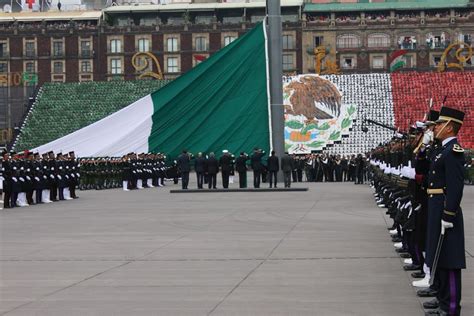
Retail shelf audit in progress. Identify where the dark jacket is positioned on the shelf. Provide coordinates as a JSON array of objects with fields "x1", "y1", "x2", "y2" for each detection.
[
  {"x1": 235, "y1": 155, "x2": 248, "y2": 173},
  {"x1": 267, "y1": 155, "x2": 280, "y2": 172},
  {"x1": 281, "y1": 154, "x2": 294, "y2": 172},
  {"x1": 219, "y1": 154, "x2": 234, "y2": 173},
  {"x1": 206, "y1": 157, "x2": 219, "y2": 174},
  {"x1": 194, "y1": 157, "x2": 206, "y2": 173},
  {"x1": 425, "y1": 138, "x2": 466, "y2": 270},
  {"x1": 177, "y1": 153, "x2": 191, "y2": 172},
  {"x1": 251, "y1": 151, "x2": 265, "y2": 171}
]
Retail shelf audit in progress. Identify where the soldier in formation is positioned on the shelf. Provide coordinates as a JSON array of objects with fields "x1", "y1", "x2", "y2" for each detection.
[
  {"x1": 1, "y1": 150, "x2": 79, "y2": 209},
  {"x1": 369, "y1": 106, "x2": 466, "y2": 316}
]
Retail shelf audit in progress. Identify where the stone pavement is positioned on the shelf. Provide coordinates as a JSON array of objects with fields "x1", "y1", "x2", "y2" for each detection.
[{"x1": 0, "y1": 180, "x2": 472, "y2": 315}]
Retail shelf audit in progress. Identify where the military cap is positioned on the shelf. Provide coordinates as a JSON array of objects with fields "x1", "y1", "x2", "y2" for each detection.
[
  {"x1": 436, "y1": 107, "x2": 465, "y2": 125},
  {"x1": 424, "y1": 110, "x2": 440, "y2": 126}
]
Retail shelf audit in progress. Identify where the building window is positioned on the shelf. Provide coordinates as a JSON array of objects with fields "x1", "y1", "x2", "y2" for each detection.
[
  {"x1": 0, "y1": 42, "x2": 7, "y2": 58},
  {"x1": 195, "y1": 37, "x2": 208, "y2": 51},
  {"x1": 336, "y1": 34, "x2": 360, "y2": 49},
  {"x1": 166, "y1": 37, "x2": 178, "y2": 52},
  {"x1": 110, "y1": 39, "x2": 122, "y2": 53},
  {"x1": 53, "y1": 61, "x2": 63, "y2": 74},
  {"x1": 314, "y1": 36, "x2": 324, "y2": 47},
  {"x1": 432, "y1": 55, "x2": 442, "y2": 67},
  {"x1": 371, "y1": 56, "x2": 385, "y2": 69},
  {"x1": 398, "y1": 36, "x2": 417, "y2": 50},
  {"x1": 167, "y1": 57, "x2": 179, "y2": 73},
  {"x1": 426, "y1": 33, "x2": 449, "y2": 49},
  {"x1": 25, "y1": 61, "x2": 35, "y2": 73},
  {"x1": 81, "y1": 60, "x2": 92, "y2": 73},
  {"x1": 368, "y1": 33, "x2": 391, "y2": 48},
  {"x1": 52, "y1": 41, "x2": 63, "y2": 57},
  {"x1": 25, "y1": 41, "x2": 35, "y2": 57},
  {"x1": 137, "y1": 38, "x2": 150, "y2": 53},
  {"x1": 283, "y1": 54, "x2": 294, "y2": 71},
  {"x1": 283, "y1": 35, "x2": 295, "y2": 49},
  {"x1": 460, "y1": 34, "x2": 472, "y2": 45},
  {"x1": 341, "y1": 56, "x2": 356, "y2": 69},
  {"x1": 110, "y1": 58, "x2": 122, "y2": 74},
  {"x1": 0, "y1": 62, "x2": 7, "y2": 73},
  {"x1": 403, "y1": 55, "x2": 415, "y2": 68},
  {"x1": 80, "y1": 40, "x2": 92, "y2": 57},
  {"x1": 224, "y1": 36, "x2": 237, "y2": 46}
]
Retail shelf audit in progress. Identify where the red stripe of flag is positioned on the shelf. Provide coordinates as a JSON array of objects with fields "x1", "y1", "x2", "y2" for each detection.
[{"x1": 390, "y1": 50, "x2": 408, "y2": 63}]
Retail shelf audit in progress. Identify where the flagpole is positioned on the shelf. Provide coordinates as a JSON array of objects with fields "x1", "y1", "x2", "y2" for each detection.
[{"x1": 267, "y1": 0, "x2": 285, "y2": 180}]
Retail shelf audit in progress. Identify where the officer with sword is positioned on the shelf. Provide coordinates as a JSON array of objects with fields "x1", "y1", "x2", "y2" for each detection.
[{"x1": 424, "y1": 106, "x2": 466, "y2": 316}]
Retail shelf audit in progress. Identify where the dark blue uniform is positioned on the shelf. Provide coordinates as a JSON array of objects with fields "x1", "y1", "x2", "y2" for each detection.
[
  {"x1": 426, "y1": 138, "x2": 465, "y2": 270},
  {"x1": 426, "y1": 138, "x2": 465, "y2": 316}
]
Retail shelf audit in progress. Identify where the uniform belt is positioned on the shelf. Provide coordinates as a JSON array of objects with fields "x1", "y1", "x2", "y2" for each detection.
[{"x1": 427, "y1": 188, "x2": 444, "y2": 195}]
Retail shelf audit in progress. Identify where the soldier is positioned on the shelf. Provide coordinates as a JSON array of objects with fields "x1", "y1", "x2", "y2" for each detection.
[
  {"x1": 235, "y1": 152, "x2": 249, "y2": 188},
  {"x1": 219, "y1": 150, "x2": 234, "y2": 189},
  {"x1": 291, "y1": 155, "x2": 298, "y2": 182},
  {"x1": 157, "y1": 153, "x2": 167, "y2": 187},
  {"x1": 409, "y1": 111, "x2": 441, "y2": 296},
  {"x1": 176, "y1": 150, "x2": 191, "y2": 190},
  {"x1": 424, "y1": 107, "x2": 466, "y2": 316},
  {"x1": 194, "y1": 152, "x2": 206, "y2": 189},
  {"x1": 24, "y1": 152, "x2": 35, "y2": 205},
  {"x1": 68, "y1": 151, "x2": 79, "y2": 198},
  {"x1": 206, "y1": 152, "x2": 218, "y2": 189},
  {"x1": 355, "y1": 154, "x2": 365, "y2": 184},
  {"x1": 251, "y1": 148, "x2": 265, "y2": 188},
  {"x1": 267, "y1": 150, "x2": 279, "y2": 188},
  {"x1": 280, "y1": 152, "x2": 294, "y2": 188},
  {"x1": 334, "y1": 155, "x2": 343, "y2": 182},
  {"x1": 2, "y1": 152, "x2": 12, "y2": 208}
]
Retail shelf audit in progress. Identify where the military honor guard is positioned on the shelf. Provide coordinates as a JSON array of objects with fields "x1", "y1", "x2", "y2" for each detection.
[{"x1": 424, "y1": 107, "x2": 466, "y2": 316}]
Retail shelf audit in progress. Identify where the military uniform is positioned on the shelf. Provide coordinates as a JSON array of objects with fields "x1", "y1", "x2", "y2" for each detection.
[
  {"x1": 235, "y1": 153, "x2": 249, "y2": 188},
  {"x1": 425, "y1": 107, "x2": 466, "y2": 316}
]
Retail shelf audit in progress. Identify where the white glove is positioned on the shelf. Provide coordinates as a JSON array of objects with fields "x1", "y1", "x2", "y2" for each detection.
[
  {"x1": 422, "y1": 130, "x2": 433, "y2": 145},
  {"x1": 441, "y1": 220, "x2": 454, "y2": 235}
]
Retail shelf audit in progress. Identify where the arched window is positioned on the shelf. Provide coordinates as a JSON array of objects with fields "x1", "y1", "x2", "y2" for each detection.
[
  {"x1": 336, "y1": 34, "x2": 360, "y2": 49},
  {"x1": 368, "y1": 33, "x2": 391, "y2": 48}
]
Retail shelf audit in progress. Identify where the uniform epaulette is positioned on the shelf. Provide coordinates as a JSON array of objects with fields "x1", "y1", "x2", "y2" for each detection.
[{"x1": 452, "y1": 144, "x2": 464, "y2": 153}]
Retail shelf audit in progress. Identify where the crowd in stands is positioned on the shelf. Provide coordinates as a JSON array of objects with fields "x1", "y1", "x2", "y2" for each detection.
[
  {"x1": 396, "y1": 13, "x2": 418, "y2": 20},
  {"x1": 307, "y1": 14, "x2": 330, "y2": 22},
  {"x1": 366, "y1": 13, "x2": 387, "y2": 20},
  {"x1": 424, "y1": 11, "x2": 450, "y2": 19},
  {"x1": 454, "y1": 11, "x2": 471, "y2": 18},
  {"x1": 335, "y1": 14, "x2": 359, "y2": 22},
  {"x1": 0, "y1": 21, "x2": 97, "y2": 31}
]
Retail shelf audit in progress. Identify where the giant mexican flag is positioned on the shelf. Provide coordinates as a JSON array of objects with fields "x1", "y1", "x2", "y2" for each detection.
[{"x1": 34, "y1": 23, "x2": 271, "y2": 158}]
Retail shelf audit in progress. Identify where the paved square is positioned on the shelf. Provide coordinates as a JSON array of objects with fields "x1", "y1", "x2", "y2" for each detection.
[{"x1": 1, "y1": 181, "x2": 472, "y2": 315}]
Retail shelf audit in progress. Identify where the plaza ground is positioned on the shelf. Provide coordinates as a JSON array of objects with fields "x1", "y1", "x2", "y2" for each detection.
[{"x1": 1, "y1": 179, "x2": 473, "y2": 315}]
